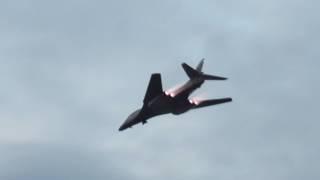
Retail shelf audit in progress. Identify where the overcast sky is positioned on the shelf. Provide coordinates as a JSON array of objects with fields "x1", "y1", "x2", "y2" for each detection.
[{"x1": 0, "y1": 0, "x2": 319, "y2": 180}]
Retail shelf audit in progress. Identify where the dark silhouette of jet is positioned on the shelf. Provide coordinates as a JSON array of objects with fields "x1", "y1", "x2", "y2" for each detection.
[{"x1": 119, "y1": 59, "x2": 232, "y2": 131}]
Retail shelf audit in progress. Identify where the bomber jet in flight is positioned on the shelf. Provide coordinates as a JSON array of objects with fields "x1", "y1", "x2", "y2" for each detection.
[{"x1": 119, "y1": 59, "x2": 232, "y2": 131}]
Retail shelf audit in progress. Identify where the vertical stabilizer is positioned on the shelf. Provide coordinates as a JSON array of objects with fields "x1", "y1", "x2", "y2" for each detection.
[
  {"x1": 182, "y1": 59, "x2": 228, "y2": 80},
  {"x1": 196, "y1": 58, "x2": 205, "y2": 72}
]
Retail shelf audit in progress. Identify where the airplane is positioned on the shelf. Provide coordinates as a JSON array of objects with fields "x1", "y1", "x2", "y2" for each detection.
[{"x1": 119, "y1": 59, "x2": 232, "y2": 131}]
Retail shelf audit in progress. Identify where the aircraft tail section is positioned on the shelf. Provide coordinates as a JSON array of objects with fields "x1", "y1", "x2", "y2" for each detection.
[
  {"x1": 182, "y1": 59, "x2": 227, "y2": 80},
  {"x1": 202, "y1": 74, "x2": 227, "y2": 80},
  {"x1": 196, "y1": 58, "x2": 205, "y2": 72},
  {"x1": 182, "y1": 63, "x2": 201, "y2": 79},
  {"x1": 143, "y1": 73, "x2": 163, "y2": 104}
]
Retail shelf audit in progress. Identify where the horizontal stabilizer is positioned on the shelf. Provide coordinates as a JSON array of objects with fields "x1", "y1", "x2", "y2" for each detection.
[
  {"x1": 182, "y1": 61, "x2": 228, "y2": 80},
  {"x1": 194, "y1": 98, "x2": 232, "y2": 109},
  {"x1": 143, "y1": 73, "x2": 163, "y2": 104},
  {"x1": 202, "y1": 74, "x2": 227, "y2": 80},
  {"x1": 182, "y1": 63, "x2": 200, "y2": 79}
]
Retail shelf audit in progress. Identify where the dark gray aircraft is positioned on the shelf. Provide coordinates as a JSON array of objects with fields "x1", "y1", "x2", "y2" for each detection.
[{"x1": 119, "y1": 59, "x2": 232, "y2": 131}]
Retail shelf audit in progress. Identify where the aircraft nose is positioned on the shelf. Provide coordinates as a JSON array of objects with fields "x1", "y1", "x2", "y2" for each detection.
[
  {"x1": 119, "y1": 120, "x2": 130, "y2": 131},
  {"x1": 119, "y1": 109, "x2": 141, "y2": 131},
  {"x1": 118, "y1": 123, "x2": 127, "y2": 131}
]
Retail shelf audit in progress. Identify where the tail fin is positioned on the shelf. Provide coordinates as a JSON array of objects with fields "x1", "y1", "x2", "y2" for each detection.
[
  {"x1": 196, "y1": 58, "x2": 205, "y2": 72},
  {"x1": 143, "y1": 73, "x2": 163, "y2": 104},
  {"x1": 182, "y1": 59, "x2": 227, "y2": 80}
]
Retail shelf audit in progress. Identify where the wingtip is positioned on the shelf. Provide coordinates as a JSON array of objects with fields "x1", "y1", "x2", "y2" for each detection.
[
  {"x1": 151, "y1": 73, "x2": 161, "y2": 76},
  {"x1": 181, "y1": 62, "x2": 188, "y2": 67}
]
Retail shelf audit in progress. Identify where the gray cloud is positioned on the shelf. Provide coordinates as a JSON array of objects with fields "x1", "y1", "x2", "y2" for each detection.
[
  {"x1": 0, "y1": 143, "x2": 131, "y2": 180},
  {"x1": 0, "y1": 0, "x2": 319, "y2": 179}
]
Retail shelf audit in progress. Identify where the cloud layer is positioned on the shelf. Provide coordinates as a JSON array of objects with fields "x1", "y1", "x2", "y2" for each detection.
[{"x1": 0, "y1": 0, "x2": 319, "y2": 179}]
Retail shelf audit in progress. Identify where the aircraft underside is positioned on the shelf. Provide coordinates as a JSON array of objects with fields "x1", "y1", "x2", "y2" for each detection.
[{"x1": 119, "y1": 59, "x2": 232, "y2": 131}]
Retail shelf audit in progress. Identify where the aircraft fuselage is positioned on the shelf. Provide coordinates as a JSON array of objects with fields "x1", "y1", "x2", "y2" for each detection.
[
  {"x1": 119, "y1": 78, "x2": 204, "y2": 131},
  {"x1": 118, "y1": 60, "x2": 231, "y2": 131}
]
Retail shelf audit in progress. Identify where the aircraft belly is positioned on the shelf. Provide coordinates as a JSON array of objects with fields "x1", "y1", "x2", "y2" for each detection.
[
  {"x1": 172, "y1": 100, "x2": 193, "y2": 115},
  {"x1": 174, "y1": 81, "x2": 203, "y2": 99},
  {"x1": 148, "y1": 95, "x2": 172, "y2": 115}
]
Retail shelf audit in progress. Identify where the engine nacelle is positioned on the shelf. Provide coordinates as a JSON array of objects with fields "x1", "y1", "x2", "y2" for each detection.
[{"x1": 171, "y1": 100, "x2": 194, "y2": 115}]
